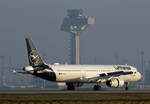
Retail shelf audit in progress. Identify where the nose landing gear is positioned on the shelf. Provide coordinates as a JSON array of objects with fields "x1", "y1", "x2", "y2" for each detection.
[{"x1": 125, "y1": 82, "x2": 129, "y2": 90}]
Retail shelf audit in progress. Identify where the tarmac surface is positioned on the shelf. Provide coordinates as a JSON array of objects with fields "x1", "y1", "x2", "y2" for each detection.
[{"x1": 0, "y1": 89, "x2": 150, "y2": 94}]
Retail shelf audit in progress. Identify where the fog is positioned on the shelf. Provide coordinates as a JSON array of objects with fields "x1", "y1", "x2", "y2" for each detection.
[{"x1": 1, "y1": 0, "x2": 150, "y2": 70}]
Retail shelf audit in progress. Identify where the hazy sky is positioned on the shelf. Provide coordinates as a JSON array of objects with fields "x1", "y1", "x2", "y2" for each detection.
[{"x1": 0, "y1": 0, "x2": 150, "y2": 70}]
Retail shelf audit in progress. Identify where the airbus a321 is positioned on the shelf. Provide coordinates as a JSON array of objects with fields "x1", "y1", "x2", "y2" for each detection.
[{"x1": 17, "y1": 38, "x2": 141, "y2": 90}]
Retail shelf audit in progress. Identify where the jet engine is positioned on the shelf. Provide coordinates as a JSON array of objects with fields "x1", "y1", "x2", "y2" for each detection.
[{"x1": 106, "y1": 78, "x2": 124, "y2": 88}]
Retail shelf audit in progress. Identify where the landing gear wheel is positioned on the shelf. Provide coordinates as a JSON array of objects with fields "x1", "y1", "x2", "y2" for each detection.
[
  {"x1": 125, "y1": 86, "x2": 129, "y2": 91},
  {"x1": 93, "y1": 85, "x2": 101, "y2": 91},
  {"x1": 67, "y1": 85, "x2": 75, "y2": 90},
  {"x1": 125, "y1": 82, "x2": 129, "y2": 91},
  {"x1": 66, "y1": 83, "x2": 75, "y2": 90}
]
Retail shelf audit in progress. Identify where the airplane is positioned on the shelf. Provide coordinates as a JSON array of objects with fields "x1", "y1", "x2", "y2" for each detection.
[{"x1": 15, "y1": 38, "x2": 141, "y2": 90}]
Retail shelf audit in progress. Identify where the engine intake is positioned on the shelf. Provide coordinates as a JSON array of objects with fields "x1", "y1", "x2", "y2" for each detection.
[{"x1": 106, "y1": 78, "x2": 124, "y2": 88}]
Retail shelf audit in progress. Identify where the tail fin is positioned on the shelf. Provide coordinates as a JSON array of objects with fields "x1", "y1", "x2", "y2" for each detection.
[{"x1": 25, "y1": 38, "x2": 44, "y2": 66}]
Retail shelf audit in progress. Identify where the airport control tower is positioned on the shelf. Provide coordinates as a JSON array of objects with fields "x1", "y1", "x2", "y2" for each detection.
[{"x1": 61, "y1": 9, "x2": 95, "y2": 64}]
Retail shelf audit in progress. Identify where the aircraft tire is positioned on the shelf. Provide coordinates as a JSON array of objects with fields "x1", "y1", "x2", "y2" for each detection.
[
  {"x1": 66, "y1": 83, "x2": 75, "y2": 90},
  {"x1": 125, "y1": 86, "x2": 129, "y2": 90},
  {"x1": 93, "y1": 85, "x2": 101, "y2": 91}
]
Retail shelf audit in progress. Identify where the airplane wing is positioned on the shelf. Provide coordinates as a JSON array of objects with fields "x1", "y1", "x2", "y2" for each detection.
[
  {"x1": 100, "y1": 71, "x2": 133, "y2": 77},
  {"x1": 87, "y1": 71, "x2": 133, "y2": 82}
]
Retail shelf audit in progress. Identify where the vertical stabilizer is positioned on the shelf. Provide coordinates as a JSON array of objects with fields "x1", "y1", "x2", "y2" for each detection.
[{"x1": 25, "y1": 38, "x2": 44, "y2": 66}]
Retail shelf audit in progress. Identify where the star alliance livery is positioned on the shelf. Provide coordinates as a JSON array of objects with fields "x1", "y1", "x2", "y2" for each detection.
[{"x1": 17, "y1": 38, "x2": 141, "y2": 90}]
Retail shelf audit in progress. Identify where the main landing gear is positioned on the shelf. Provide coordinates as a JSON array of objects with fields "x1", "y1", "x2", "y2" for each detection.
[
  {"x1": 93, "y1": 84, "x2": 101, "y2": 91},
  {"x1": 66, "y1": 83, "x2": 75, "y2": 90},
  {"x1": 125, "y1": 82, "x2": 129, "y2": 90}
]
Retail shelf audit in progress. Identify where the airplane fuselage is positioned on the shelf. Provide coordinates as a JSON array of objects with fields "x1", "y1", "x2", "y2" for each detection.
[
  {"x1": 30, "y1": 64, "x2": 141, "y2": 84},
  {"x1": 51, "y1": 64, "x2": 141, "y2": 83}
]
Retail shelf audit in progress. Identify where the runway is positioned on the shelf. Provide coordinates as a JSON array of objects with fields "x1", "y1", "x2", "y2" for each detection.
[
  {"x1": 0, "y1": 89, "x2": 150, "y2": 94},
  {"x1": 0, "y1": 89, "x2": 150, "y2": 104}
]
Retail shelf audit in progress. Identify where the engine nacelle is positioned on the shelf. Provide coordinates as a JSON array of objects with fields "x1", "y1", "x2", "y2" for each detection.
[
  {"x1": 23, "y1": 66, "x2": 34, "y2": 73},
  {"x1": 106, "y1": 78, "x2": 124, "y2": 88}
]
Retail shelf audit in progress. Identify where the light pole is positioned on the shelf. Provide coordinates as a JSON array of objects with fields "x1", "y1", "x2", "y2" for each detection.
[{"x1": 141, "y1": 51, "x2": 144, "y2": 88}]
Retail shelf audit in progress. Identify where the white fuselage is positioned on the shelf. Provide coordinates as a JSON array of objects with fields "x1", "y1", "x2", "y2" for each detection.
[{"x1": 50, "y1": 64, "x2": 141, "y2": 83}]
